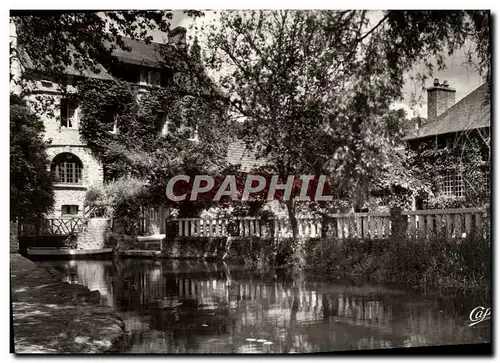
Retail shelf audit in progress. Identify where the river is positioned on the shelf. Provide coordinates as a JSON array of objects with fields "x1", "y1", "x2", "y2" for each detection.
[{"x1": 38, "y1": 258, "x2": 491, "y2": 353}]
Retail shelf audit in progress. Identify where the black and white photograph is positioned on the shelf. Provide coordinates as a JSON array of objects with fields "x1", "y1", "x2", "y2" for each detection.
[{"x1": 8, "y1": 8, "x2": 491, "y2": 355}]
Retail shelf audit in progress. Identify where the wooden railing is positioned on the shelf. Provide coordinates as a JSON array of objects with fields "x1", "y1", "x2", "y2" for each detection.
[
  {"x1": 167, "y1": 207, "x2": 488, "y2": 239},
  {"x1": 19, "y1": 217, "x2": 88, "y2": 237},
  {"x1": 403, "y1": 207, "x2": 486, "y2": 239}
]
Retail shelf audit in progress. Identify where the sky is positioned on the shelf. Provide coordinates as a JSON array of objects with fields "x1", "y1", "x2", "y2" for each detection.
[
  {"x1": 153, "y1": 10, "x2": 485, "y2": 120},
  {"x1": 396, "y1": 49, "x2": 484, "y2": 119}
]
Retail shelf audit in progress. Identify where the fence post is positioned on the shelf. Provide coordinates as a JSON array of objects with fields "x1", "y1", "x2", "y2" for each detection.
[{"x1": 390, "y1": 207, "x2": 407, "y2": 239}]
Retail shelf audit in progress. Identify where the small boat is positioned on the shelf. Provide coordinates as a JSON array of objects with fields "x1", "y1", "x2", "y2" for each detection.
[{"x1": 26, "y1": 247, "x2": 113, "y2": 259}]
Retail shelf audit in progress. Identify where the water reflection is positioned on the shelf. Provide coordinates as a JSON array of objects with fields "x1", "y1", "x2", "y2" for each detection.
[{"x1": 38, "y1": 259, "x2": 491, "y2": 353}]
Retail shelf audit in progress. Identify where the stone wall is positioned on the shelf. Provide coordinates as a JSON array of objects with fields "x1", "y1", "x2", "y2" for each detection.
[
  {"x1": 52, "y1": 187, "x2": 88, "y2": 218},
  {"x1": 26, "y1": 91, "x2": 104, "y2": 218},
  {"x1": 26, "y1": 90, "x2": 85, "y2": 147},
  {"x1": 160, "y1": 236, "x2": 276, "y2": 264},
  {"x1": 162, "y1": 237, "x2": 228, "y2": 260},
  {"x1": 46, "y1": 146, "x2": 104, "y2": 217},
  {"x1": 76, "y1": 218, "x2": 113, "y2": 250}
]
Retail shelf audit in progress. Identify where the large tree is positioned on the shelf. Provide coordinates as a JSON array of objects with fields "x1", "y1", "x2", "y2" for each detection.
[
  {"x1": 10, "y1": 94, "x2": 54, "y2": 220},
  {"x1": 199, "y1": 10, "x2": 490, "y2": 238}
]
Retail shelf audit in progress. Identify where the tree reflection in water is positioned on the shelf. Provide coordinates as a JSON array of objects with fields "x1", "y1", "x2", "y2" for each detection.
[{"x1": 38, "y1": 259, "x2": 491, "y2": 353}]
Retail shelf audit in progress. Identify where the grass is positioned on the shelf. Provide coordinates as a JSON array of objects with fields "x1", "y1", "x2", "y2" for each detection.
[{"x1": 302, "y1": 231, "x2": 490, "y2": 294}]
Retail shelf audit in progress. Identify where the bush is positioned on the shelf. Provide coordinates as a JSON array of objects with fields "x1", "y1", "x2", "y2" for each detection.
[
  {"x1": 225, "y1": 237, "x2": 276, "y2": 268},
  {"x1": 304, "y1": 231, "x2": 490, "y2": 293}
]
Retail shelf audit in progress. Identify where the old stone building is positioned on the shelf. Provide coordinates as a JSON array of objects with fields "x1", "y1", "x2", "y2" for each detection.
[{"x1": 11, "y1": 26, "x2": 190, "y2": 218}]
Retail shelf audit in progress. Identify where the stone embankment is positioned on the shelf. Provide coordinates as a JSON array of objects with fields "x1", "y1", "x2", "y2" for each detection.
[{"x1": 10, "y1": 254, "x2": 127, "y2": 353}]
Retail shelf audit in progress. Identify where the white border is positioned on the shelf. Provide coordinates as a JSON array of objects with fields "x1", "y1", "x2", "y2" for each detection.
[{"x1": 2, "y1": 4, "x2": 497, "y2": 363}]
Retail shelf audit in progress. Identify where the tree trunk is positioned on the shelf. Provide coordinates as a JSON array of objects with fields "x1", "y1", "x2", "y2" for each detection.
[{"x1": 285, "y1": 199, "x2": 298, "y2": 239}]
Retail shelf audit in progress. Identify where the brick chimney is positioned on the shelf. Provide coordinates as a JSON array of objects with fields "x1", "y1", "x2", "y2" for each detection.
[
  {"x1": 168, "y1": 27, "x2": 187, "y2": 50},
  {"x1": 427, "y1": 78, "x2": 456, "y2": 120}
]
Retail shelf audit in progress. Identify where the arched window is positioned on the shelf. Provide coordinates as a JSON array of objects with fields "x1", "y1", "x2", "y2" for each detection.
[{"x1": 51, "y1": 153, "x2": 83, "y2": 185}]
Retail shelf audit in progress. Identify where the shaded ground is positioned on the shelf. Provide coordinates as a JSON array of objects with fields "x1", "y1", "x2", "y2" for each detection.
[{"x1": 10, "y1": 254, "x2": 127, "y2": 354}]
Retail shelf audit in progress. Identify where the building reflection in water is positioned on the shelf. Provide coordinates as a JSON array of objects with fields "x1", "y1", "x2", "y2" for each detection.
[
  {"x1": 53, "y1": 260, "x2": 115, "y2": 308},
  {"x1": 39, "y1": 259, "x2": 491, "y2": 353}
]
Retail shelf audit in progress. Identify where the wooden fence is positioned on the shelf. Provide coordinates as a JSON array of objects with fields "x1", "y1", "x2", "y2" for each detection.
[
  {"x1": 167, "y1": 207, "x2": 487, "y2": 239},
  {"x1": 19, "y1": 217, "x2": 88, "y2": 237}
]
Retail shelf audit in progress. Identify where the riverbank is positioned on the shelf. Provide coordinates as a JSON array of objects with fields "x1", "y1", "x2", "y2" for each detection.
[
  {"x1": 10, "y1": 254, "x2": 128, "y2": 353},
  {"x1": 302, "y1": 232, "x2": 491, "y2": 294}
]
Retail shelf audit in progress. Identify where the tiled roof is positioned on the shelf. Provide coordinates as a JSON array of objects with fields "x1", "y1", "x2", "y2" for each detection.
[
  {"x1": 107, "y1": 37, "x2": 170, "y2": 68},
  {"x1": 19, "y1": 47, "x2": 114, "y2": 80},
  {"x1": 21, "y1": 36, "x2": 174, "y2": 79},
  {"x1": 226, "y1": 140, "x2": 266, "y2": 172},
  {"x1": 405, "y1": 83, "x2": 490, "y2": 140}
]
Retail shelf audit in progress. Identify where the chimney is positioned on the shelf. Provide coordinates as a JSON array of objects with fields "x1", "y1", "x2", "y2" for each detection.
[
  {"x1": 168, "y1": 27, "x2": 187, "y2": 50},
  {"x1": 427, "y1": 78, "x2": 456, "y2": 120}
]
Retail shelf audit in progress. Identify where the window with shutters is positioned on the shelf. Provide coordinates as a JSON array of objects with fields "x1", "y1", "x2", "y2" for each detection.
[
  {"x1": 60, "y1": 98, "x2": 78, "y2": 128},
  {"x1": 51, "y1": 153, "x2": 83, "y2": 185}
]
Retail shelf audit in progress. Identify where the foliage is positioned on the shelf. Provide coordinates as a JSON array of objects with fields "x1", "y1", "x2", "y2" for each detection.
[
  {"x1": 407, "y1": 136, "x2": 489, "y2": 208},
  {"x1": 223, "y1": 237, "x2": 276, "y2": 268},
  {"x1": 10, "y1": 94, "x2": 54, "y2": 220},
  {"x1": 12, "y1": 10, "x2": 234, "y2": 219},
  {"x1": 10, "y1": 11, "x2": 201, "y2": 124},
  {"x1": 10, "y1": 10, "x2": 490, "y2": 224},
  {"x1": 11, "y1": 10, "x2": 203, "y2": 82},
  {"x1": 369, "y1": 145, "x2": 427, "y2": 209},
  {"x1": 200, "y1": 10, "x2": 490, "y2": 235},
  {"x1": 85, "y1": 177, "x2": 150, "y2": 234},
  {"x1": 76, "y1": 77, "x2": 232, "y2": 183},
  {"x1": 305, "y1": 231, "x2": 490, "y2": 293},
  {"x1": 85, "y1": 177, "x2": 149, "y2": 207}
]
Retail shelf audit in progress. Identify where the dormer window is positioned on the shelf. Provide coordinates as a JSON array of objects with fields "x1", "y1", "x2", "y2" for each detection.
[
  {"x1": 140, "y1": 68, "x2": 161, "y2": 87},
  {"x1": 60, "y1": 98, "x2": 78, "y2": 128}
]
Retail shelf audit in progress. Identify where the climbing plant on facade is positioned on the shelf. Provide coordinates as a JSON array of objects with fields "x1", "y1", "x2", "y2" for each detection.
[{"x1": 76, "y1": 73, "x2": 234, "y2": 209}]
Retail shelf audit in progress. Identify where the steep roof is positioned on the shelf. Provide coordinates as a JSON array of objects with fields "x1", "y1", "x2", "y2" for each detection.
[
  {"x1": 106, "y1": 37, "x2": 171, "y2": 68},
  {"x1": 20, "y1": 36, "x2": 175, "y2": 80},
  {"x1": 405, "y1": 83, "x2": 490, "y2": 140},
  {"x1": 18, "y1": 46, "x2": 114, "y2": 80},
  {"x1": 226, "y1": 140, "x2": 266, "y2": 172}
]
